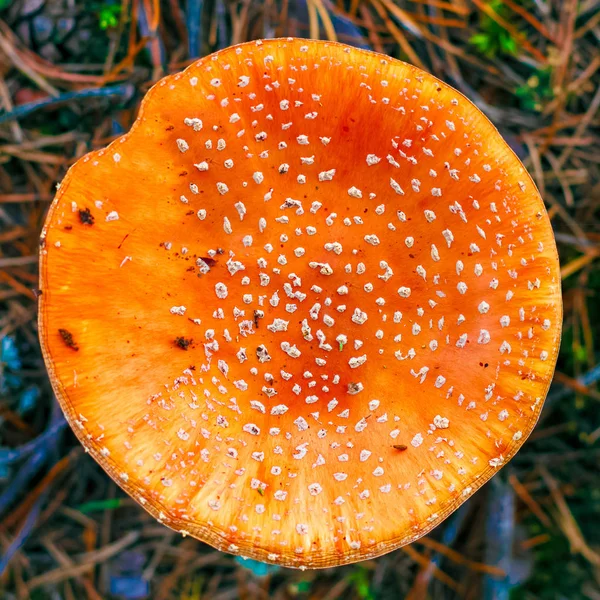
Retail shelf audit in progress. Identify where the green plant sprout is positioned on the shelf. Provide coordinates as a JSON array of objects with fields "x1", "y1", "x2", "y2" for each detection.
[
  {"x1": 470, "y1": 0, "x2": 519, "y2": 59},
  {"x1": 96, "y1": 2, "x2": 121, "y2": 31},
  {"x1": 515, "y1": 67, "x2": 554, "y2": 112},
  {"x1": 347, "y1": 566, "x2": 375, "y2": 600}
]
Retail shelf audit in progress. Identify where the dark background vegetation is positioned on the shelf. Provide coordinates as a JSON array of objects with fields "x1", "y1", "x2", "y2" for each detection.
[{"x1": 0, "y1": 0, "x2": 599, "y2": 598}]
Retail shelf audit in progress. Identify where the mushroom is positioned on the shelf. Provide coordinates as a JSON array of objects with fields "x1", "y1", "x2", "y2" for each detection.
[{"x1": 38, "y1": 39, "x2": 562, "y2": 568}]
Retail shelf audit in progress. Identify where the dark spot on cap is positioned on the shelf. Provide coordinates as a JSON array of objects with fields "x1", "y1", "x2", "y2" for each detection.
[
  {"x1": 59, "y1": 328, "x2": 79, "y2": 351},
  {"x1": 79, "y1": 208, "x2": 94, "y2": 225},
  {"x1": 200, "y1": 256, "x2": 217, "y2": 267},
  {"x1": 393, "y1": 444, "x2": 407, "y2": 451},
  {"x1": 175, "y1": 336, "x2": 192, "y2": 350}
]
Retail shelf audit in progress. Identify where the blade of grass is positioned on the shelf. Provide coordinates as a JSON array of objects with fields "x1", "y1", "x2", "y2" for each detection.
[
  {"x1": 187, "y1": 0, "x2": 203, "y2": 57},
  {"x1": 408, "y1": 0, "x2": 469, "y2": 15},
  {"x1": 307, "y1": 0, "x2": 320, "y2": 39},
  {"x1": 378, "y1": 0, "x2": 423, "y2": 38},
  {"x1": 76, "y1": 498, "x2": 123, "y2": 515},
  {"x1": 508, "y1": 473, "x2": 552, "y2": 528},
  {"x1": 539, "y1": 466, "x2": 600, "y2": 567},
  {"x1": 0, "y1": 84, "x2": 133, "y2": 125},
  {"x1": 25, "y1": 531, "x2": 140, "y2": 592},
  {"x1": 502, "y1": 0, "x2": 556, "y2": 42},
  {"x1": 416, "y1": 537, "x2": 506, "y2": 576},
  {"x1": 402, "y1": 545, "x2": 462, "y2": 592},
  {"x1": 369, "y1": 0, "x2": 424, "y2": 68},
  {"x1": 560, "y1": 250, "x2": 600, "y2": 280},
  {"x1": 313, "y1": 0, "x2": 338, "y2": 42}
]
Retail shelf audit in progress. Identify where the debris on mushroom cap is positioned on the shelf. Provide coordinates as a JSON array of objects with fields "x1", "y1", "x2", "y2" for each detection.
[{"x1": 38, "y1": 38, "x2": 562, "y2": 568}]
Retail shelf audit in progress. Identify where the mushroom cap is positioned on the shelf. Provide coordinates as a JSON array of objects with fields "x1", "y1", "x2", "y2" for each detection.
[{"x1": 39, "y1": 38, "x2": 562, "y2": 568}]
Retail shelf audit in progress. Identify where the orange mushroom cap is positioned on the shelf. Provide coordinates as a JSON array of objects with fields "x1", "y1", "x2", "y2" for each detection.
[{"x1": 39, "y1": 39, "x2": 562, "y2": 568}]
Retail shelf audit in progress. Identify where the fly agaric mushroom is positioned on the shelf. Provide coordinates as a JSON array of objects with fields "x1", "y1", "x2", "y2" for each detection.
[{"x1": 39, "y1": 39, "x2": 562, "y2": 568}]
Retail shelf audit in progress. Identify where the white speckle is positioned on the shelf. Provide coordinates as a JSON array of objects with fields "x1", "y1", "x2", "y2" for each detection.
[
  {"x1": 250, "y1": 400, "x2": 266, "y2": 414},
  {"x1": 390, "y1": 178, "x2": 405, "y2": 195},
  {"x1": 349, "y1": 355, "x2": 367, "y2": 369},
  {"x1": 319, "y1": 169, "x2": 336, "y2": 181},
  {"x1": 308, "y1": 483, "x2": 323, "y2": 495},
  {"x1": 478, "y1": 330, "x2": 491, "y2": 344},
  {"x1": 267, "y1": 318, "x2": 289, "y2": 332},
  {"x1": 351, "y1": 308, "x2": 368, "y2": 325},
  {"x1": 411, "y1": 433, "x2": 424, "y2": 447},
  {"x1": 233, "y1": 201, "x2": 247, "y2": 221},
  {"x1": 434, "y1": 376, "x2": 446, "y2": 388},
  {"x1": 442, "y1": 229, "x2": 454, "y2": 248},
  {"x1": 433, "y1": 415, "x2": 449, "y2": 429},
  {"x1": 348, "y1": 186, "x2": 362, "y2": 198},
  {"x1": 296, "y1": 524, "x2": 309, "y2": 535},
  {"x1": 456, "y1": 333, "x2": 468, "y2": 348},
  {"x1": 217, "y1": 182, "x2": 229, "y2": 195},
  {"x1": 243, "y1": 423, "x2": 260, "y2": 436},
  {"x1": 215, "y1": 282, "x2": 228, "y2": 299}
]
